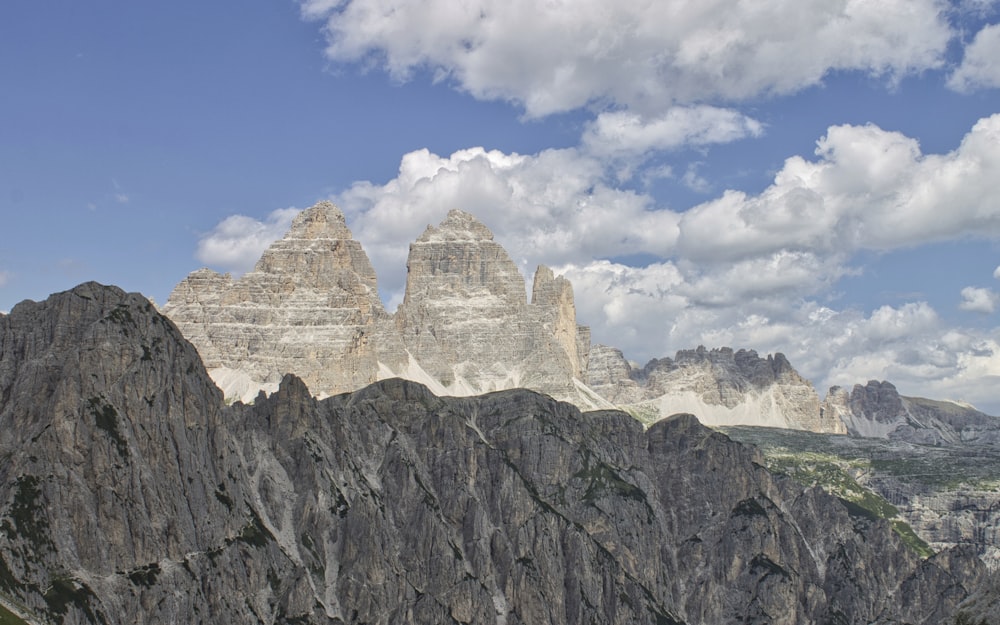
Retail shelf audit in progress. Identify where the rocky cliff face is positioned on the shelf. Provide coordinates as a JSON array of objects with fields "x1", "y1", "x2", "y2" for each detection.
[
  {"x1": 588, "y1": 345, "x2": 845, "y2": 433},
  {"x1": 822, "y1": 380, "x2": 1000, "y2": 443},
  {"x1": 164, "y1": 202, "x2": 388, "y2": 399},
  {"x1": 164, "y1": 204, "x2": 598, "y2": 408},
  {"x1": 2, "y1": 283, "x2": 995, "y2": 624},
  {"x1": 390, "y1": 209, "x2": 590, "y2": 402}
]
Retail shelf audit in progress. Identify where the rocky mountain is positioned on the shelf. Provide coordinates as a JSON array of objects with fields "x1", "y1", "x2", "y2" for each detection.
[
  {"x1": 162, "y1": 202, "x2": 1000, "y2": 437},
  {"x1": 723, "y1": 424, "x2": 1000, "y2": 573},
  {"x1": 389, "y1": 209, "x2": 593, "y2": 403},
  {"x1": 163, "y1": 203, "x2": 390, "y2": 400},
  {"x1": 822, "y1": 380, "x2": 1000, "y2": 444},
  {"x1": 164, "y1": 203, "x2": 601, "y2": 410},
  {"x1": 2, "y1": 282, "x2": 997, "y2": 624},
  {"x1": 588, "y1": 345, "x2": 845, "y2": 433}
]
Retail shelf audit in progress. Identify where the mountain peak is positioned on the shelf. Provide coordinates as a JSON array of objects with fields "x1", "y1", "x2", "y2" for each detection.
[
  {"x1": 286, "y1": 200, "x2": 352, "y2": 240},
  {"x1": 416, "y1": 209, "x2": 495, "y2": 243}
]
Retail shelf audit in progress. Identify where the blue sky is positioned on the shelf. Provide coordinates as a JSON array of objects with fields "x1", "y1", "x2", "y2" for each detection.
[{"x1": 3, "y1": 1, "x2": 1000, "y2": 411}]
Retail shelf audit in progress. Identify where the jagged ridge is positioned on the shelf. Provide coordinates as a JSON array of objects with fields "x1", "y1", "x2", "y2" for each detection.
[
  {"x1": 1, "y1": 283, "x2": 996, "y2": 623},
  {"x1": 164, "y1": 203, "x2": 596, "y2": 409}
]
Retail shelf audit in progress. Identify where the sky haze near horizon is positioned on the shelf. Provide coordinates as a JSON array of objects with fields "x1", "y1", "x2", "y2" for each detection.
[{"x1": 3, "y1": 1, "x2": 1000, "y2": 412}]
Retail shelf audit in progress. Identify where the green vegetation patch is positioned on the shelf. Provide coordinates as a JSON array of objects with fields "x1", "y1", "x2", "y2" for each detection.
[
  {"x1": 746, "y1": 443, "x2": 931, "y2": 557},
  {"x1": 214, "y1": 485, "x2": 233, "y2": 512},
  {"x1": 104, "y1": 304, "x2": 134, "y2": 327},
  {"x1": 88, "y1": 397, "x2": 129, "y2": 458},
  {"x1": 231, "y1": 509, "x2": 275, "y2": 549},
  {"x1": 44, "y1": 577, "x2": 107, "y2": 624},
  {"x1": 575, "y1": 457, "x2": 646, "y2": 504},
  {"x1": 891, "y1": 520, "x2": 934, "y2": 558},
  {"x1": 4, "y1": 475, "x2": 52, "y2": 553},
  {"x1": 126, "y1": 562, "x2": 161, "y2": 588},
  {"x1": 732, "y1": 497, "x2": 769, "y2": 519},
  {"x1": 0, "y1": 602, "x2": 30, "y2": 625}
]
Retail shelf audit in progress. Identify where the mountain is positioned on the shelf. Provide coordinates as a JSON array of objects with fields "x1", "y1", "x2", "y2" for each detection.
[
  {"x1": 164, "y1": 203, "x2": 603, "y2": 410},
  {"x1": 587, "y1": 345, "x2": 844, "y2": 433},
  {"x1": 1, "y1": 282, "x2": 996, "y2": 624},
  {"x1": 163, "y1": 202, "x2": 1000, "y2": 437},
  {"x1": 165, "y1": 202, "x2": 851, "y2": 431},
  {"x1": 822, "y1": 380, "x2": 1000, "y2": 444},
  {"x1": 723, "y1": 424, "x2": 1000, "y2": 571},
  {"x1": 162, "y1": 202, "x2": 390, "y2": 400}
]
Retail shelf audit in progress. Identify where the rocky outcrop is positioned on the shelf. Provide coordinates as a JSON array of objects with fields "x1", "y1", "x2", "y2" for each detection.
[
  {"x1": 163, "y1": 202, "x2": 388, "y2": 399},
  {"x1": 724, "y1": 423, "x2": 1000, "y2": 574},
  {"x1": 822, "y1": 380, "x2": 1000, "y2": 443},
  {"x1": 388, "y1": 209, "x2": 592, "y2": 403},
  {"x1": 164, "y1": 204, "x2": 601, "y2": 408},
  {"x1": 1, "y1": 282, "x2": 994, "y2": 624},
  {"x1": 589, "y1": 345, "x2": 845, "y2": 432}
]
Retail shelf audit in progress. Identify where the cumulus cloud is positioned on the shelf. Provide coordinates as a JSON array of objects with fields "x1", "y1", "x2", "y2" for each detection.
[
  {"x1": 677, "y1": 114, "x2": 1000, "y2": 261},
  {"x1": 196, "y1": 208, "x2": 300, "y2": 274},
  {"x1": 335, "y1": 114, "x2": 1000, "y2": 307},
  {"x1": 960, "y1": 286, "x2": 999, "y2": 313},
  {"x1": 334, "y1": 146, "x2": 680, "y2": 304},
  {"x1": 994, "y1": 265, "x2": 1000, "y2": 279},
  {"x1": 300, "y1": 0, "x2": 951, "y2": 118},
  {"x1": 199, "y1": 113, "x2": 1000, "y2": 411},
  {"x1": 581, "y1": 107, "x2": 763, "y2": 160},
  {"x1": 948, "y1": 23, "x2": 1000, "y2": 92}
]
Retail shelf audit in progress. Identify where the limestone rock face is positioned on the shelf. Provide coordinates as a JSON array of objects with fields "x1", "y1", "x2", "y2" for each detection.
[
  {"x1": 163, "y1": 201, "x2": 387, "y2": 400},
  {"x1": 389, "y1": 210, "x2": 591, "y2": 403},
  {"x1": 165, "y1": 205, "x2": 599, "y2": 407},
  {"x1": 822, "y1": 380, "x2": 1000, "y2": 443},
  {"x1": 0, "y1": 283, "x2": 253, "y2": 623},
  {"x1": 1, "y1": 282, "x2": 993, "y2": 624},
  {"x1": 589, "y1": 345, "x2": 845, "y2": 432}
]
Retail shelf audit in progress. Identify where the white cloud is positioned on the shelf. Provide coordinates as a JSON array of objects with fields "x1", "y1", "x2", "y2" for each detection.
[
  {"x1": 199, "y1": 113, "x2": 1000, "y2": 411},
  {"x1": 994, "y1": 265, "x2": 1000, "y2": 279},
  {"x1": 195, "y1": 208, "x2": 300, "y2": 274},
  {"x1": 334, "y1": 146, "x2": 680, "y2": 303},
  {"x1": 680, "y1": 163, "x2": 711, "y2": 193},
  {"x1": 676, "y1": 115, "x2": 1000, "y2": 262},
  {"x1": 581, "y1": 107, "x2": 763, "y2": 160},
  {"x1": 0, "y1": 270, "x2": 9, "y2": 288},
  {"x1": 960, "y1": 286, "x2": 999, "y2": 313},
  {"x1": 948, "y1": 23, "x2": 1000, "y2": 92},
  {"x1": 300, "y1": 0, "x2": 951, "y2": 118},
  {"x1": 378, "y1": 116, "x2": 1000, "y2": 410}
]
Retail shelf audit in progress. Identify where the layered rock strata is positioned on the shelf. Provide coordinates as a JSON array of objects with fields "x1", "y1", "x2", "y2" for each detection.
[
  {"x1": 822, "y1": 380, "x2": 1000, "y2": 443},
  {"x1": 390, "y1": 209, "x2": 592, "y2": 402},
  {"x1": 164, "y1": 204, "x2": 600, "y2": 407},
  {"x1": 164, "y1": 202, "x2": 388, "y2": 398},
  {"x1": 588, "y1": 345, "x2": 846, "y2": 432},
  {"x1": 1, "y1": 282, "x2": 995, "y2": 624}
]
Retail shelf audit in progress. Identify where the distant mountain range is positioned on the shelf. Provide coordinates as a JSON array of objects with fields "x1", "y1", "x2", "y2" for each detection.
[{"x1": 164, "y1": 202, "x2": 1000, "y2": 445}]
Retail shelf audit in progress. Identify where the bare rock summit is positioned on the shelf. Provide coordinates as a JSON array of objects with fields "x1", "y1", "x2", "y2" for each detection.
[
  {"x1": 163, "y1": 201, "x2": 388, "y2": 399},
  {"x1": 164, "y1": 202, "x2": 873, "y2": 432},
  {"x1": 588, "y1": 345, "x2": 846, "y2": 432},
  {"x1": 165, "y1": 204, "x2": 599, "y2": 407},
  {"x1": 388, "y1": 209, "x2": 593, "y2": 402}
]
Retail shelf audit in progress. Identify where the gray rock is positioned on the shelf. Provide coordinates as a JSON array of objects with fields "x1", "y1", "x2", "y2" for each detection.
[
  {"x1": 164, "y1": 204, "x2": 603, "y2": 408},
  {"x1": 588, "y1": 345, "x2": 844, "y2": 432},
  {"x1": 822, "y1": 380, "x2": 1000, "y2": 443},
  {"x1": 163, "y1": 201, "x2": 388, "y2": 399},
  {"x1": 0, "y1": 283, "x2": 994, "y2": 624}
]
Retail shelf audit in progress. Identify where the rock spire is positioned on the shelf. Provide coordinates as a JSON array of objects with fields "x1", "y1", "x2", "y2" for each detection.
[
  {"x1": 163, "y1": 201, "x2": 387, "y2": 397},
  {"x1": 164, "y1": 204, "x2": 597, "y2": 406}
]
